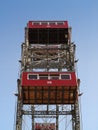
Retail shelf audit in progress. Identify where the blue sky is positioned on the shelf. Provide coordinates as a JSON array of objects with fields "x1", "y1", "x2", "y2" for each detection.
[{"x1": 0, "y1": 0, "x2": 98, "y2": 130}]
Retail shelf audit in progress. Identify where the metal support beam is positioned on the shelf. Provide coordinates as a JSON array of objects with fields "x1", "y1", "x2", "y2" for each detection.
[
  {"x1": 71, "y1": 102, "x2": 80, "y2": 130},
  {"x1": 75, "y1": 102, "x2": 80, "y2": 130},
  {"x1": 23, "y1": 110, "x2": 72, "y2": 115},
  {"x1": 56, "y1": 105, "x2": 59, "y2": 130},
  {"x1": 31, "y1": 105, "x2": 35, "y2": 130},
  {"x1": 16, "y1": 79, "x2": 23, "y2": 130}
]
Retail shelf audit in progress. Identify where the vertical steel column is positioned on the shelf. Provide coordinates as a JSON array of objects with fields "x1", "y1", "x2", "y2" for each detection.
[
  {"x1": 75, "y1": 102, "x2": 80, "y2": 130},
  {"x1": 71, "y1": 105, "x2": 75, "y2": 130},
  {"x1": 56, "y1": 105, "x2": 59, "y2": 130},
  {"x1": 71, "y1": 102, "x2": 80, "y2": 130},
  {"x1": 31, "y1": 105, "x2": 35, "y2": 130},
  {"x1": 16, "y1": 79, "x2": 23, "y2": 130},
  {"x1": 16, "y1": 100, "x2": 23, "y2": 130}
]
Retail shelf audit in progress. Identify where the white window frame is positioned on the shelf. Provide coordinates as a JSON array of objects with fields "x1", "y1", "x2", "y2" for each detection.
[
  {"x1": 27, "y1": 74, "x2": 38, "y2": 80},
  {"x1": 60, "y1": 74, "x2": 71, "y2": 80}
]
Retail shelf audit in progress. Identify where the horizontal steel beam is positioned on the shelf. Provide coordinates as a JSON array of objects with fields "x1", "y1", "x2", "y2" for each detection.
[
  {"x1": 33, "y1": 116, "x2": 56, "y2": 118},
  {"x1": 23, "y1": 110, "x2": 72, "y2": 115}
]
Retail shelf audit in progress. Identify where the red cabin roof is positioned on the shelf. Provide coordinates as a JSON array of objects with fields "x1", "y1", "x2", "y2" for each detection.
[{"x1": 27, "y1": 21, "x2": 68, "y2": 29}]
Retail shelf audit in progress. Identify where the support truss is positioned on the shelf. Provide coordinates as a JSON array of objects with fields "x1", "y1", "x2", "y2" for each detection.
[{"x1": 15, "y1": 21, "x2": 80, "y2": 130}]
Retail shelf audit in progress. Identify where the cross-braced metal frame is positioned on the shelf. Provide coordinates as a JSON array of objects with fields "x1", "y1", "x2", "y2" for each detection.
[{"x1": 15, "y1": 21, "x2": 80, "y2": 130}]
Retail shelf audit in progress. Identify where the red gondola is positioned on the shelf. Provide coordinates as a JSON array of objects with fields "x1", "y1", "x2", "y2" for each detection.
[
  {"x1": 21, "y1": 72, "x2": 78, "y2": 104},
  {"x1": 26, "y1": 21, "x2": 69, "y2": 44}
]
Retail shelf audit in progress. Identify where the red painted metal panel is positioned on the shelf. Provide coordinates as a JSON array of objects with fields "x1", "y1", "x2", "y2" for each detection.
[
  {"x1": 21, "y1": 72, "x2": 77, "y2": 87},
  {"x1": 27, "y1": 21, "x2": 68, "y2": 29},
  {"x1": 35, "y1": 123, "x2": 55, "y2": 130}
]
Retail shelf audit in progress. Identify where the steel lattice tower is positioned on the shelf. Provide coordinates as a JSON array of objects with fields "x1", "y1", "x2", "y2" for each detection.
[{"x1": 15, "y1": 21, "x2": 80, "y2": 130}]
